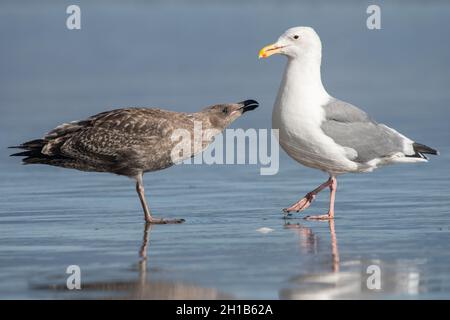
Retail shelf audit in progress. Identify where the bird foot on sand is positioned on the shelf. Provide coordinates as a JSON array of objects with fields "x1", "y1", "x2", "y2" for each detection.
[
  {"x1": 282, "y1": 193, "x2": 316, "y2": 213},
  {"x1": 145, "y1": 217, "x2": 185, "y2": 224},
  {"x1": 304, "y1": 214, "x2": 333, "y2": 221}
]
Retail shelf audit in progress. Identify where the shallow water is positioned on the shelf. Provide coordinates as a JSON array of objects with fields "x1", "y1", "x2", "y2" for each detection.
[{"x1": 1, "y1": 1, "x2": 450, "y2": 299}]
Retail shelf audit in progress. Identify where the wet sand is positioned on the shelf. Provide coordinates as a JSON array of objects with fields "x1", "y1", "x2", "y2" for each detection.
[{"x1": 1, "y1": 1, "x2": 450, "y2": 299}]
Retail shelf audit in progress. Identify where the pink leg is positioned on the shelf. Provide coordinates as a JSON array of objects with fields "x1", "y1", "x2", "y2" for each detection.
[
  {"x1": 283, "y1": 177, "x2": 334, "y2": 213},
  {"x1": 135, "y1": 174, "x2": 185, "y2": 224},
  {"x1": 305, "y1": 176, "x2": 337, "y2": 220}
]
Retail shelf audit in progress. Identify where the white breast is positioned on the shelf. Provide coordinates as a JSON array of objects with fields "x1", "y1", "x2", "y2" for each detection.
[{"x1": 272, "y1": 60, "x2": 358, "y2": 174}]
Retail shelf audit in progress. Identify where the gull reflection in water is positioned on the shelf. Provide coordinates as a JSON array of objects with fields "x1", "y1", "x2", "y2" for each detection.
[
  {"x1": 122, "y1": 223, "x2": 230, "y2": 299},
  {"x1": 35, "y1": 223, "x2": 230, "y2": 299},
  {"x1": 281, "y1": 220, "x2": 425, "y2": 299}
]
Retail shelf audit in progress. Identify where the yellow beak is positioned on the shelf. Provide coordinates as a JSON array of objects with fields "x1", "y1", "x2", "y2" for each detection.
[{"x1": 259, "y1": 43, "x2": 283, "y2": 59}]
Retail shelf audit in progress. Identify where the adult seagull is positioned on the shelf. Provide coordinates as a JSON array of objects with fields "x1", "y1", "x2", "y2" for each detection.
[{"x1": 259, "y1": 26, "x2": 438, "y2": 220}]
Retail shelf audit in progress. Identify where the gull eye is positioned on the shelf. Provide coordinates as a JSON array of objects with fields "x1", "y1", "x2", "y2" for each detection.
[
  {"x1": 293, "y1": 35, "x2": 299, "y2": 40},
  {"x1": 222, "y1": 107, "x2": 228, "y2": 114}
]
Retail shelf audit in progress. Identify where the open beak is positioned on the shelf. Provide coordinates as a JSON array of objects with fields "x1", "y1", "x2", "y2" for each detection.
[
  {"x1": 259, "y1": 43, "x2": 284, "y2": 59},
  {"x1": 238, "y1": 99, "x2": 259, "y2": 114}
]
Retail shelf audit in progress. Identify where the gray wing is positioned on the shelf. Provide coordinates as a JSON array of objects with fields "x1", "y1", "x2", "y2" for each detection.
[{"x1": 321, "y1": 99, "x2": 408, "y2": 163}]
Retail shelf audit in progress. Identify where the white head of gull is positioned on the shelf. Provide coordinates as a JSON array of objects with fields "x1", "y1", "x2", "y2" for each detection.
[{"x1": 259, "y1": 26, "x2": 438, "y2": 220}]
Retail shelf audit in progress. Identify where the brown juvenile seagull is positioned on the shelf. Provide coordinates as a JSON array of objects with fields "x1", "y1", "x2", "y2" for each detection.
[{"x1": 10, "y1": 100, "x2": 259, "y2": 224}]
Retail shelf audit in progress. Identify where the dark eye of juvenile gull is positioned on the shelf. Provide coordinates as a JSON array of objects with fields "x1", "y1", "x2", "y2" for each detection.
[
  {"x1": 293, "y1": 35, "x2": 299, "y2": 39},
  {"x1": 222, "y1": 107, "x2": 228, "y2": 114}
]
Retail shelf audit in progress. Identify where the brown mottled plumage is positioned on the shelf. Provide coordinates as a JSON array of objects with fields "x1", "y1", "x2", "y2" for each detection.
[{"x1": 10, "y1": 100, "x2": 259, "y2": 224}]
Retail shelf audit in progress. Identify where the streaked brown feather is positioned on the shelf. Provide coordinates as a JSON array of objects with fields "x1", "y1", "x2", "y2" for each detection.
[
  {"x1": 11, "y1": 108, "x2": 206, "y2": 176},
  {"x1": 10, "y1": 100, "x2": 259, "y2": 177}
]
